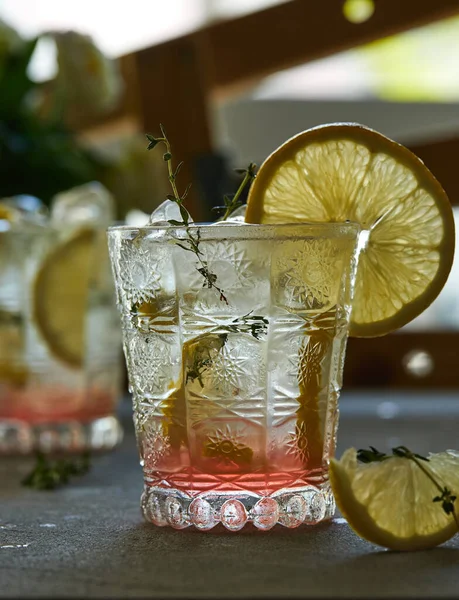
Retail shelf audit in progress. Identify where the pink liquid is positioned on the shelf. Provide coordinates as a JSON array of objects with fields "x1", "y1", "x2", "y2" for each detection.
[
  {"x1": 0, "y1": 385, "x2": 116, "y2": 423},
  {"x1": 143, "y1": 441, "x2": 326, "y2": 497},
  {"x1": 147, "y1": 467, "x2": 324, "y2": 496}
]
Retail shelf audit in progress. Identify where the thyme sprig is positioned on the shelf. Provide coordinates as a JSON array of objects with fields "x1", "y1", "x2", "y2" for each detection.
[
  {"x1": 356, "y1": 446, "x2": 388, "y2": 463},
  {"x1": 147, "y1": 125, "x2": 228, "y2": 303},
  {"x1": 22, "y1": 451, "x2": 91, "y2": 490},
  {"x1": 186, "y1": 344, "x2": 215, "y2": 387},
  {"x1": 357, "y1": 445, "x2": 459, "y2": 527},
  {"x1": 212, "y1": 163, "x2": 257, "y2": 220},
  {"x1": 186, "y1": 314, "x2": 269, "y2": 387},
  {"x1": 219, "y1": 312, "x2": 269, "y2": 346},
  {"x1": 146, "y1": 127, "x2": 257, "y2": 303}
]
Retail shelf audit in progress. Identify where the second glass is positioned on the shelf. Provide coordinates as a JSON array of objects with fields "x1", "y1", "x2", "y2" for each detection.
[
  {"x1": 108, "y1": 222, "x2": 360, "y2": 531},
  {"x1": 0, "y1": 224, "x2": 123, "y2": 454}
]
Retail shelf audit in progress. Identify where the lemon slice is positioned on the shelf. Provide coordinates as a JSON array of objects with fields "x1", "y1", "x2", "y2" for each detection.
[
  {"x1": 330, "y1": 448, "x2": 459, "y2": 551},
  {"x1": 0, "y1": 205, "x2": 29, "y2": 384},
  {"x1": 0, "y1": 315, "x2": 28, "y2": 386},
  {"x1": 246, "y1": 123, "x2": 455, "y2": 337},
  {"x1": 33, "y1": 228, "x2": 96, "y2": 368}
]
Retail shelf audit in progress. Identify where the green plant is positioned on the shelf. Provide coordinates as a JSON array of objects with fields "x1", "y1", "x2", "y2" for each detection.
[{"x1": 0, "y1": 23, "x2": 106, "y2": 205}]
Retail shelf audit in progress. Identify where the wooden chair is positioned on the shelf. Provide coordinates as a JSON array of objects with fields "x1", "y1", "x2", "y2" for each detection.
[{"x1": 76, "y1": 0, "x2": 459, "y2": 388}]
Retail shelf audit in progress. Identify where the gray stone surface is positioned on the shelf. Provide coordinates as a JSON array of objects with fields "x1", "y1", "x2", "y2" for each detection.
[{"x1": 1, "y1": 392, "x2": 459, "y2": 599}]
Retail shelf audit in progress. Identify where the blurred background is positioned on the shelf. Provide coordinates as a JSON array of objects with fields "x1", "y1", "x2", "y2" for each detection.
[{"x1": 1, "y1": 0, "x2": 459, "y2": 389}]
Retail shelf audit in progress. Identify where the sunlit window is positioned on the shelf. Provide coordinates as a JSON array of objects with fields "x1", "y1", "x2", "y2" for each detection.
[
  {"x1": 251, "y1": 16, "x2": 459, "y2": 102},
  {"x1": 1, "y1": 0, "x2": 287, "y2": 81},
  {"x1": 1, "y1": 0, "x2": 206, "y2": 58},
  {"x1": 206, "y1": 0, "x2": 286, "y2": 20}
]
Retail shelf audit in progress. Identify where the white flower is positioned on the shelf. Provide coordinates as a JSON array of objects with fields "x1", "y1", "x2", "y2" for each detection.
[{"x1": 52, "y1": 30, "x2": 122, "y2": 118}]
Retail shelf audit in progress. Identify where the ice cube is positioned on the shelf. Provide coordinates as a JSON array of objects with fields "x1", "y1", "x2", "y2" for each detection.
[
  {"x1": 149, "y1": 199, "x2": 193, "y2": 226},
  {"x1": 51, "y1": 181, "x2": 115, "y2": 226},
  {"x1": 214, "y1": 204, "x2": 247, "y2": 224},
  {"x1": 125, "y1": 209, "x2": 150, "y2": 227},
  {"x1": 5, "y1": 195, "x2": 48, "y2": 218},
  {"x1": 0, "y1": 195, "x2": 48, "y2": 231}
]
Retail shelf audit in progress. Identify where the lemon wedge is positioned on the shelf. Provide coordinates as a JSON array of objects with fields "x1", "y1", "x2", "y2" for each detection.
[
  {"x1": 330, "y1": 447, "x2": 459, "y2": 551},
  {"x1": 33, "y1": 228, "x2": 96, "y2": 368},
  {"x1": 246, "y1": 123, "x2": 455, "y2": 337}
]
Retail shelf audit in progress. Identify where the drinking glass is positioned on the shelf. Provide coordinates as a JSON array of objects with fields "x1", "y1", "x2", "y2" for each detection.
[
  {"x1": 0, "y1": 223, "x2": 123, "y2": 454},
  {"x1": 108, "y1": 221, "x2": 360, "y2": 530}
]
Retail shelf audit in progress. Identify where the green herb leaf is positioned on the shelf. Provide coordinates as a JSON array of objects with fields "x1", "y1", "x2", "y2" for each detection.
[
  {"x1": 357, "y1": 446, "x2": 388, "y2": 463},
  {"x1": 386, "y1": 445, "x2": 458, "y2": 527},
  {"x1": 391, "y1": 446, "x2": 429, "y2": 461},
  {"x1": 181, "y1": 183, "x2": 192, "y2": 201},
  {"x1": 179, "y1": 204, "x2": 190, "y2": 226},
  {"x1": 414, "y1": 453, "x2": 430, "y2": 462},
  {"x1": 211, "y1": 206, "x2": 226, "y2": 217},
  {"x1": 220, "y1": 163, "x2": 258, "y2": 221},
  {"x1": 176, "y1": 242, "x2": 192, "y2": 252},
  {"x1": 173, "y1": 161, "x2": 184, "y2": 180},
  {"x1": 22, "y1": 451, "x2": 91, "y2": 491},
  {"x1": 247, "y1": 162, "x2": 257, "y2": 178},
  {"x1": 146, "y1": 124, "x2": 226, "y2": 302},
  {"x1": 215, "y1": 312, "x2": 269, "y2": 340},
  {"x1": 146, "y1": 134, "x2": 160, "y2": 150}
]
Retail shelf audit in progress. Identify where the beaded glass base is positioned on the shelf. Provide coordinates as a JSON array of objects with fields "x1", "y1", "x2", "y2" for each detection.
[
  {"x1": 141, "y1": 482, "x2": 335, "y2": 531},
  {"x1": 0, "y1": 416, "x2": 123, "y2": 454},
  {"x1": 109, "y1": 223, "x2": 360, "y2": 533}
]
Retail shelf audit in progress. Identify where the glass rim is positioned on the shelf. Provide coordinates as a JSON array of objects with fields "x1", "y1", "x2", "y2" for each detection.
[
  {"x1": 0, "y1": 224, "x2": 108, "y2": 238},
  {"x1": 108, "y1": 220, "x2": 361, "y2": 240}
]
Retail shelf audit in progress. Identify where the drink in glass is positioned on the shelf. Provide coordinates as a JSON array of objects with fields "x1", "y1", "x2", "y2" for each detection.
[
  {"x1": 0, "y1": 186, "x2": 123, "y2": 454},
  {"x1": 108, "y1": 221, "x2": 360, "y2": 530}
]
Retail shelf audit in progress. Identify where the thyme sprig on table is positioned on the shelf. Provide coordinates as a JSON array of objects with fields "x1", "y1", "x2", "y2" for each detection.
[
  {"x1": 146, "y1": 126, "x2": 257, "y2": 304},
  {"x1": 357, "y1": 445, "x2": 458, "y2": 527},
  {"x1": 22, "y1": 451, "x2": 91, "y2": 490}
]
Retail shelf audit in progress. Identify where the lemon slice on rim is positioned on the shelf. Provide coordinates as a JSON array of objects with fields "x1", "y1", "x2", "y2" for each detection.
[
  {"x1": 330, "y1": 448, "x2": 459, "y2": 551},
  {"x1": 246, "y1": 123, "x2": 455, "y2": 337},
  {"x1": 33, "y1": 228, "x2": 97, "y2": 368}
]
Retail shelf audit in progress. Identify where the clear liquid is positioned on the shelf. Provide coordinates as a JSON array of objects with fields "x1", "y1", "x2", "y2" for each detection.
[
  {"x1": 0, "y1": 229, "x2": 122, "y2": 453},
  {"x1": 138, "y1": 306, "x2": 347, "y2": 495},
  {"x1": 110, "y1": 226, "x2": 358, "y2": 529}
]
